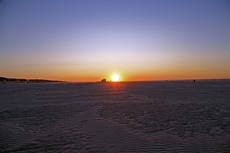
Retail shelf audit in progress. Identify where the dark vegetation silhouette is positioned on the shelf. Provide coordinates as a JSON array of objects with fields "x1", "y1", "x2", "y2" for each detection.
[{"x1": 0, "y1": 77, "x2": 60, "y2": 83}]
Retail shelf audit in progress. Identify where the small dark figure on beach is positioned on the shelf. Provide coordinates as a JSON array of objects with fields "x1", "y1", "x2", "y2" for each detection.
[{"x1": 194, "y1": 80, "x2": 195, "y2": 82}]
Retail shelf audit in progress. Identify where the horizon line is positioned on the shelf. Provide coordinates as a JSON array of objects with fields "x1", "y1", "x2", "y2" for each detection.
[{"x1": 1, "y1": 76, "x2": 230, "y2": 83}]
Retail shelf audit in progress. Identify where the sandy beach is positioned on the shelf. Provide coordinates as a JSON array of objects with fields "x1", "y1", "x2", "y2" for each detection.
[{"x1": 0, "y1": 80, "x2": 230, "y2": 152}]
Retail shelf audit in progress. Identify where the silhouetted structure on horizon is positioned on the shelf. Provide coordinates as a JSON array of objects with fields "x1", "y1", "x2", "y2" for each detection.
[{"x1": 101, "y1": 79, "x2": 106, "y2": 83}]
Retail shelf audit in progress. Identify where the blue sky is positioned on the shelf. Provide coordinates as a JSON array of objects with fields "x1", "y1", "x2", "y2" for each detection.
[{"x1": 0, "y1": 0, "x2": 230, "y2": 81}]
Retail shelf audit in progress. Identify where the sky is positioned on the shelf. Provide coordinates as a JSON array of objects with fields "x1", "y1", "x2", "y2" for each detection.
[{"x1": 0, "y1": 0, "x2": 230, "y2": 82}]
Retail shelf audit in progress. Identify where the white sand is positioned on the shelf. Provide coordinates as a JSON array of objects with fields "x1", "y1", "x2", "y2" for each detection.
[{"x1": 0, "y1": 80, "x2": 230, "y2": 152}]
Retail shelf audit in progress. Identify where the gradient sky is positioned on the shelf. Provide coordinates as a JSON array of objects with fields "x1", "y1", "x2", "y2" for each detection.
[{"x1": 0, "y1": 0, "x2": 230, "y2": 82}]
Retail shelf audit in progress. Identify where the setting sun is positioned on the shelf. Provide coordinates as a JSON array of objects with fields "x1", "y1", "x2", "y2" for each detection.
[{"x1": 112, "y1": 74, "x2": 120, "y2": 82}]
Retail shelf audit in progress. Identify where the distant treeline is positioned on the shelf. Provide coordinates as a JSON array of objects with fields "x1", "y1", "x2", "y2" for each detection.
[{"x1": 0, "y1": 77, "x2": 61, "y2": 83}]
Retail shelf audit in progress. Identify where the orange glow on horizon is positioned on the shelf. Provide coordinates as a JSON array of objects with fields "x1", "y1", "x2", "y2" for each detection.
[{"x1": 2, "y1": 65, "x2": 230, "y2": 82}]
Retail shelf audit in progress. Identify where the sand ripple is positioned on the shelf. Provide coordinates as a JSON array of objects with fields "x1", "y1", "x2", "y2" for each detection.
[{"x1": 0, "y1": 81, "x2": 230, "y2": 152}]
